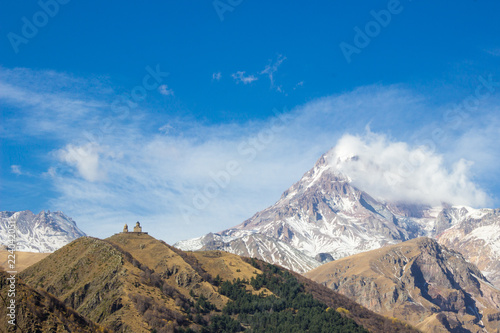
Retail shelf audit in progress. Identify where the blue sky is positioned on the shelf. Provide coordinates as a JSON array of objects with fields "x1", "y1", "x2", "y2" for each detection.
[{"x1": 1, "y1": 0, "x2": 500, "y2": 243}]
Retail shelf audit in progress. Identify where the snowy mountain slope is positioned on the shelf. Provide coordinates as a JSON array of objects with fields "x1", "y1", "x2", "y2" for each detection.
[
  {"x1": 176, "y1": 151, "x2": 499, "y2": 279},
  {"x1": 0, "y1": 210, "x2": 86, "y2": 252},
  {"x1": 176, "y1": 154, "x2": 429, "y2": 272},
  {"x1": 189, "y1": 232, "x2": 321, "y2": 273},
  {"x1": 437, "y1": 207, "x2": 500, "y2": 286}
]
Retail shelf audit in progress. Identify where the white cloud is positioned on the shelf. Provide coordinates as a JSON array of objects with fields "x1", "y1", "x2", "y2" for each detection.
[
  {"x1": 57, "y1": 143, "x2": 107, "y2": 182},
  {"x1": 11, "y1": 165, "x2": 22, "y2": 175},
  {"x1": 230, "y1": 55, "x2": 286, "y2": 89},
  {"x1": 327, "y1": 132, "x2": 491, "y2": 207},
  {"x1": 231, "y1": 71, "x2": 257, "y2": 84},
  {"x1": 260, "y1": 54, "x2": 286, "y2": 88},
  {"x1": 0, "y1": 67, "x2": 108, "y2": 140},
  {"x1": 44, "y1": 167, "x2": 57, "y2": 178},
  {"x1": 293, "y1": 81, "x2": 304, "y2": 90},
  {"x1": 485, "y1": 48, "x2": 500, "y2": 57},
  {"x1": 159, "y1": 123, "x2": 173, "y2": 134},
  {"x1": 158, "y1": 84, "x2": 174, "y2": 96},
  {"x1": 212, "y1": 72, "x2": 222, "y2": 81},
  {"x1": 10, "y1": 164, "x2": 34, "y2": 177}
]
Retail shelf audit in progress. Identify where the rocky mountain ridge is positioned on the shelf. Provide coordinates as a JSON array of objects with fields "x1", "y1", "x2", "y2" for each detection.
[
  {"x1": 306, "y1": 237, "x2": 500, "y2": 333},
  {"x1": 437, "y1": 208, "x2": 500, "y2": 287}
]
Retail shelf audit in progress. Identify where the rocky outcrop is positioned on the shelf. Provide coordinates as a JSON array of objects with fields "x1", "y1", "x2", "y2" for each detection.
[
  {"x1": 0, "y1": 269, "x2": 110, "y2": 332},
  {"x1": 315, "y1": 252, "x2": 334, "y2": 263}
]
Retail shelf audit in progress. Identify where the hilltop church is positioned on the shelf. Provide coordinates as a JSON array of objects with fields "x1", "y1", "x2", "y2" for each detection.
[{"x1": 122, "y1": 221, "x2": 148, "y2": 234}]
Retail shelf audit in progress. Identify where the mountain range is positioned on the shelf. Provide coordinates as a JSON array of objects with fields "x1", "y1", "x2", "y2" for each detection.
[
  {"x1": 14, "y1": 232, "x2": 416, "y2": 332},
  {"x1": 4, "y1": 147, "x2": 500, "y2": 332},
  {"x1": 306, "y1": 237, "x2": 500, "y2": 332},
  {"x1": 0, "y1": 210, "x2": 86, "y2": 252},
  {"x1": 175, "y1": 152, "x2": 500, "y2": 288}
]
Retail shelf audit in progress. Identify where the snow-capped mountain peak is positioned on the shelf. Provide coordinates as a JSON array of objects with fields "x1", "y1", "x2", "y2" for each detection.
[
  {"x1": 0, "y1": 210, "x2": 86, "y2": 252},
  {"x1": 176, "y1": 154, "x2": 424, "y2": 272},
  {"x1": 176, "y1": 150, "x2": 500, "y2": 282}
]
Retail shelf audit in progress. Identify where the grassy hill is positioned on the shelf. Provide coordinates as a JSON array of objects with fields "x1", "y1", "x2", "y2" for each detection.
[{"x1": 19, "y1": 232, "x2": 419, "y2": 332}]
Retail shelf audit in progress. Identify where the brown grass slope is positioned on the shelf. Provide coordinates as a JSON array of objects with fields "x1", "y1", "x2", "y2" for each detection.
[
  {"x1": 306, "y1": 237, "x2": 500, "y2": 333},
  {"x1": 20, "y1": 232, "x2": 422, "y2": 332},
  {"x1": 20, "y1": 233, "x2": 225, "y2": 332},
  {"x1": 19, "y1": 233, "x2": 267, "y2": 332},
  {"x1": 20, "y1": 236, "x2": 132, "y2": 331},
  {"x1": 0, "y1": 251, "x2": 50, "y2": 272},
  {"x1": 0, "y1": 269, "x2": 110, "y2": 333}
]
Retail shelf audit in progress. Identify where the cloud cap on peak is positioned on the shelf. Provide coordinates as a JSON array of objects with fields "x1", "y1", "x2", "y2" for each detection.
[{"x1": 326, "y1": 132, "x2": 491, "y2": 208}]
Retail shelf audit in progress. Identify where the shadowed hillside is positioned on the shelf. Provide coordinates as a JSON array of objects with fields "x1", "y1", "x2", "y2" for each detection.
[{"x1": 0, "y1": 269, "x2": 110, "y2": 332}]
